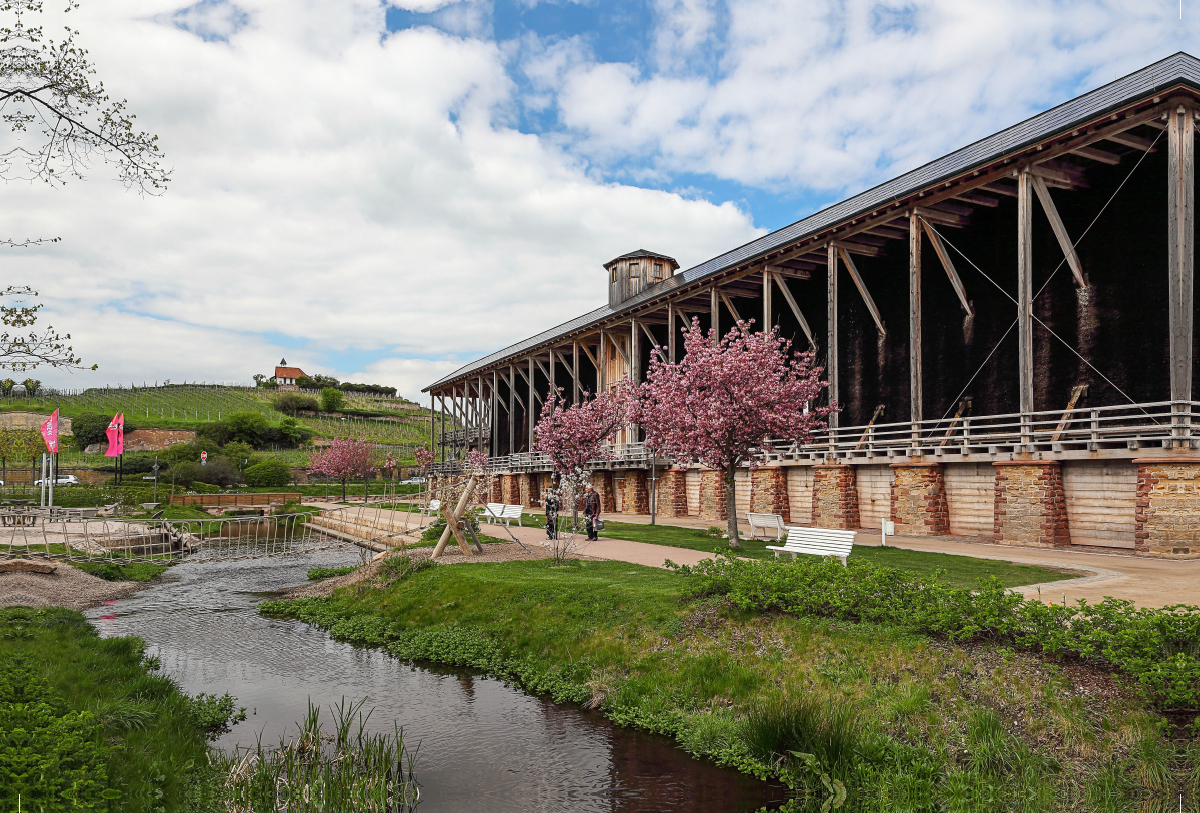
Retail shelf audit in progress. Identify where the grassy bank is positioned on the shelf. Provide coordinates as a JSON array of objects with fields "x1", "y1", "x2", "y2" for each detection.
[
  {"x1": 263, "y1": 556, "x2": 1199, "y2": 812},
  {"x1": 0, "y1": 607, "x2": 238, "y2": 812}
]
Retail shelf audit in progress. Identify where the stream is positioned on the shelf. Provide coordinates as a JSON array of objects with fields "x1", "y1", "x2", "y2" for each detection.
[{"x1": 85, "y1": 548, "x2": 792, "y2": 812}]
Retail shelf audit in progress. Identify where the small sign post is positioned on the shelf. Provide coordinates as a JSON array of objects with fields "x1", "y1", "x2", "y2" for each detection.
[{"x1": 200, "y1": 451, "x2": 208, "y2": 467}]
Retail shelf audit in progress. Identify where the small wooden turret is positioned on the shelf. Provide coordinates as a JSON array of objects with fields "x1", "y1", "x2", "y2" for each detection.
[{"x1": 605, "y1": 249, "x2": 679, "y2": 308}]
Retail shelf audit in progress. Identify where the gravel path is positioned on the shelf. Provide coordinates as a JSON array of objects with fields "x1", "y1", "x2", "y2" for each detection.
[{"x1": 0, "y1": 565, "x2": 144, "y2": 610}]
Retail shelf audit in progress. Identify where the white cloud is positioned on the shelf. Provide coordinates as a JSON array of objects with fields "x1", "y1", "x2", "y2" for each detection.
[
  {"x1": 7, "y1": 0, "x2": 761, "y2": 403},
  {"x1": 545, "y1": 0, "x2": 1189, "y2": 192}
]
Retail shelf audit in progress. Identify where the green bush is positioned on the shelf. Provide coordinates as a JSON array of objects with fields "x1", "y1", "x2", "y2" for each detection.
[
  {"x1": 220, "y1": 441, "x2": 258, "y2": 468},
  {"x1": 243, "y1": 460, "x2": 291, "y2": 488},
  {"x1": 225, "y1": 411, "x2": 269, "y2": 446},
  {"x1": 171, "y1": 458, "x2": 241, "y2": 489},
  {"x1": 71, "y1": 413, "x2": 113, "y2": 450},
  {"x1": 272, "y1": 392, "x2": 319, "y2": 415},
  {"x1": 320, "y1": 387, "x2": 345, "y2": 413},
  {"x1": 670, "y1": 554, "x2": 1200, "y2": 709}
]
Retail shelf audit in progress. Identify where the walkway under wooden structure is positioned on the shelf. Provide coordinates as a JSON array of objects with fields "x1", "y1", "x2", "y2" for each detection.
[{"x1": 424, "y1": 53, "x2": 1200, "y2": 559}]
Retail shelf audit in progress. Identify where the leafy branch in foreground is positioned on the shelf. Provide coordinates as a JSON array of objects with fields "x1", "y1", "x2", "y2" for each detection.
[
  {"x1": 0, "y1": 0, "x2": 170, "y2": 191},
  {"x1": 0, "y1": 284, "x2": 93, "y2": 370}
]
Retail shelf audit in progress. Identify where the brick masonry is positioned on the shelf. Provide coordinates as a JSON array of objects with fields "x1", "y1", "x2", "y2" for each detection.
[
  {"x1": 621, "y1": 469, "x2": 649, "y2": 514},
  {"x1": 490, "y1": 475, "x2": 503, "y2": 504},
  {"x1": 992, "y1": 461, "x2": 1069, "y2": 548},
  {"x1": 811, "y1": 465, "x2": 859, "y2": 529},
  {"x1": 655, "y1": 469, "x2": 689, "y2": 517},
  {"x1": 591, "y1": 471, "x2": 616, "y2": 513},
  {"x1": 890, "y1": 463, "x2": 949, "y2": 536},
  {"x1": 502, "y1": 474, "x2": 520, "y2": 505},
  {"x1": 1133, "y1": 458, "x2": 1200, "y2": 559},
  {"x1": 749, "y1": 467, "x2": 790, "y2": 523},
  {"x1": 699, "y1": 468, "x2": 728, "y2": 522},
  {"x1": 520, "y1": 473, "x2": 539, "y2": 507}
]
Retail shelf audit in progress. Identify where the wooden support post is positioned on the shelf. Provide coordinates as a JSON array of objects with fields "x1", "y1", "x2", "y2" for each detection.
[
  {"x1": 920, "y1": 218, "x2": 974, "y2": 316},
  {"x1": 492, "y1": 370, "x2": 499, "y2": 456},
  {"x1": 770, "y1": 270, "x2": 816, "y2": 349},
  {"x1": 572, "y1": 341, "x2": 580, "y2": 404},
  {"x1": 549, "y1": 351, "x2": 556, "y2": 395},
  {"x1": 1018, "y1": 167, "x2": 1035, "y2": 448},
  {"x1": 668, "y1": 302, "x2": 676, "y2": 362},
  {"x1": 639, "y1": 319, "x2": 665, "y2": 363},
  {"x1": 630, "y1": 319, "x2": 639, "y2": 384},
  {"x1": 508, "y1": 364, "x2": 515, "y2": 456},
  {"x1": 837, "y1": 246, "x2": 885, "y2": 336},
  {"x1": 827, "y1": 243, "x2": 839, "y2": 430},
  {"x1": 439, "y1": 394, "x2": 446, "y2": 461},
  {"x1": 599, "y1": 328, "x2": 606, "y2": 390},
  {"x1": 1169, "y1": 102, "x2": 1195, "y2": 445},
  {"x1": 1031, "y1": 174, "x2": 1086, "y2": 288},
  {"x1": 432, "y1": 474, "x2": 478, "y2": 558},
  {"x1": 763, "y1": 268, "x2": 772, "y2": 330},
  {"x1": 711, "y1": 287, "x2": 720, "y2": 341},
  {"x1": 477, "y1": 375, "x2": 484, "y2": 448},
  {"x1": 429, "y1": 393, "x2": 434, "y2": 456},
  {"x1": 909, "y1": 211, "x2": 923, "y2": 432},
  {"x1": 528, "y1": 357, "x2": 535, "y2": 451}
]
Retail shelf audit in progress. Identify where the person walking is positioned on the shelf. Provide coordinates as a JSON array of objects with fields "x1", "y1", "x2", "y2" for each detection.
[
  {"x1": 583, "y1": 482, "x2": 601, "y2": 541},
  {"x1": 544, "y1": 486, "x2": 560, "y2": 541}
]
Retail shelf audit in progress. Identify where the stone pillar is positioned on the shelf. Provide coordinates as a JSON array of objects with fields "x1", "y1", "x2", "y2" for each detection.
[
  {"x1": 656, "y1": 469, "x2": 689, "y2": 517},
  {"x1": 490, "y1": 476, "x2": 503, "y2": 504},
  {"x1": 811, "y1": 465, "x2": 859, "y2": 530},
  {"x1": 749, "y1": 467, "x2": 790, "y2": 523},
  {"x1": 992, "y1": 461, "x2": 1069, "y2": 548},
  {"x1": 502, "y1": 473, "x2": 520, "y2": 505},
  {"x1": 699, "y1": 469, "x2": 728, "y2": 522},
  {"x1": 1134, "y1": 458, "x2": 1200, "y2": 558},
  {"x1": 622, "y1": 469, "x2": 649, "y2": 514},
  {"x1": 890, "y1": 462, "x2": 948, "y2": 536},
  {"x1": 538, "y1": 473, "x2": 554, "y2": 505},
  {"x1": 591, "y1": 471, "x2": 616, "y2": 513}
]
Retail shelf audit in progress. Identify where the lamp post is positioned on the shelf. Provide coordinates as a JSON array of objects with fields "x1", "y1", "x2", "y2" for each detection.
[{"x1": 151, "y1": 459, "x2": 160, "y2": 504}]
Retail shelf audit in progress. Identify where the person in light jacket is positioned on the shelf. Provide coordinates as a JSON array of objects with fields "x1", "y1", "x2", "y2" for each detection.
[{"x1": 583, "y1": 482, "x2": 601, "y2": 540}]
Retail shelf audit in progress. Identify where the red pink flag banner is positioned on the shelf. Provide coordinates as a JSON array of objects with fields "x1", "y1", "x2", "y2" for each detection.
[
  {"x1": 104, "y1": 412, "x2": 125, "y2": 457},
  {"x1": 39, "y1": 409, "x2": 59, "y2": 453}
]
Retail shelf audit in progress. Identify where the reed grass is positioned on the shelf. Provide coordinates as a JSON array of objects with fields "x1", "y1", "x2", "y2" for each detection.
[{"x1": 213, "y1": 698, "x2": 419, "y2": 813}]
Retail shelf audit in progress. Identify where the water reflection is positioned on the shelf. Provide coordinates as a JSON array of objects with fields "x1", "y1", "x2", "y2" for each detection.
[{"x1": 85, "y1": 550, "x2": 790, "y2": 812}]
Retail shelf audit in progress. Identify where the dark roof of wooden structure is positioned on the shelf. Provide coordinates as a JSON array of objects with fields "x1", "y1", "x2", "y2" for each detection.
[
  {"x1": 427, "y1": 52, "x2": 1200, "y2": 392},
  {"x1": 604, "y1": 249, "x2": 680, "y2": 268}
]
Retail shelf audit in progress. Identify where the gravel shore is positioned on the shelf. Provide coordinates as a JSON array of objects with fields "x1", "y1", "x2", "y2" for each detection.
[{"x1": 0, "y1": 565, "x2": 145, "y2": 610}]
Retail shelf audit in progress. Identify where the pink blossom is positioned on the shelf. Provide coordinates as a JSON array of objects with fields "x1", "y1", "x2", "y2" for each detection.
[
  {"x1": 465, "y1": 449, "x2": 489, "y2": 475},
  {"x1": 308, "y1": 436, "x2": 375, "y2": 501},
  {"x1": 627, "y1": 318, "x2": 833, "y2": 545},
  {"x1": 414, "y1": 445, "x2": 435, "y2": 472},
  {"x1": 534, "y1": 385, "x2": 626, "y2": 516}
]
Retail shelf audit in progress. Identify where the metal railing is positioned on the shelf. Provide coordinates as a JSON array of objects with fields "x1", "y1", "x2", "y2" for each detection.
[{"x1": 431, "y1": 401, "x2": 1199, "y2": 473}]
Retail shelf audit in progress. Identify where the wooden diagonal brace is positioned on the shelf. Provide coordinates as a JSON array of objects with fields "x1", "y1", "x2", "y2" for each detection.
[
  {"x1": 836, "y1": 246, "x2": 886, "y2": 336},
  {"x1": 579, "y1": 342, "x2": 599, "y2": 371},
  {"x1": 919, "y1": 219, "x2": 974, "y2": 316},
  {"x1": 432, "y1": 474, "x2": 478, "y2": 558},
  {"x1": 718, "y1": 290, "x2": 743, "y2": 323},
  {"x1": 638, "y1": 319, "x2": 668, "y2": 363},
  {"x1": 1031, "y1": 174, "x2": 1087, "y2": 288},
  {"x1": 608, "y1": 332, "x2": 630, "y2": 366},
  {"x1": 554, "y1": 349, "x2": 575, "y2": 382},
  {"x1": 768, "y1": 270, "x2": 816, "y2": 350}
]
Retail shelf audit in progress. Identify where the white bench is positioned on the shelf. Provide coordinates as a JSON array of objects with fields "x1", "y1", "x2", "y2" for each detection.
[
  {"x1": 767, "y1": 527, "x2": 857, "y2": 566},
  {"x1": 422, "y1": 499, "x2": 442, "y2": 517},
  {"x1": 483, "y1": 503, "x2": 524, "y2": 527},
  {"x1": 746, "y1": 512, "x2": 787, "y2": 540}
]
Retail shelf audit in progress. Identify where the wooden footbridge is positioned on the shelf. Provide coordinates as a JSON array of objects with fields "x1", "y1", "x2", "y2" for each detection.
[{"x1": 0, "y1": 509, "x2": 378, "y2": 566}]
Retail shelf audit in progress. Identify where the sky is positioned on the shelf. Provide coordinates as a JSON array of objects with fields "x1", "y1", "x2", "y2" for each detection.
[{"x1": 3, "y1": 0, "x2": 1198, "y2": 403}]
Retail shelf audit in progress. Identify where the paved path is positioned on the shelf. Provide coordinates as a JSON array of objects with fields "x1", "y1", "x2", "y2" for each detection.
[{"x1": 854, "y1": 532, "x2": 1200, "y2": 608}]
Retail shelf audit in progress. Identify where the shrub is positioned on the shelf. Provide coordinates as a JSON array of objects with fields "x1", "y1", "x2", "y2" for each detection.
[
  {"x1": 339, "y1": 382, "x2": 397, "y2": 397},
  {"x1": 171, "y1": 458, "x2": 242, "y2": 489},
  {"x1": 194, "y1": 420, "x2": 232, "y2": 447},
  {"x1": 225, "y1": 412, "x2": 269, "y2": 446},
  {"x1": 71, "y1": 413, "x2": 111, "y2": 450},
  {"x1": 262, "y1": 417, "x2": 311, "y2": 448},
  {"x1": 244, "y1": 460, "x2": 292, "y2": 488},
  {"x1": 272, "y1": 392, "x2": 319, "y2": 415},
  {"x1": 670, "y1": 554, "x2": 1200, "y2": 709},
  {"x1": 320, "y1": 387, "x2": 345, "y2": 413},
  {"x1": 220, "y1": 441, "x2": 258, "y2": 468}
]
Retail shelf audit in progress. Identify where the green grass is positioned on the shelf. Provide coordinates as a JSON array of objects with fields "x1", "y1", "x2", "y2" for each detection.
[
  {"x1": 71, "y1": 561, "x2": 170, "y2": 582},
  {"x1": 263, "y1": 558, "x2": 1196, "y2": 812},
  {"x1": 467, "y1": 510, "x2": 1078, "y2": 590},
  {"x1": 0, "y1": 607, "x2": 225, "y2": 812}
]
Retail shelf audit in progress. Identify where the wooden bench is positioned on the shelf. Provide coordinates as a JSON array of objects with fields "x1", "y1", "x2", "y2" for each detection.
[
  {"x1": 483, "y1": 503, "x2": 523, "y2": 527},
  {"x1": 767, "y1": 527, "x2": 857, "y2": 566},
  {"x1": 746, "y1": 512, "x2": 787, "y2": 540}
]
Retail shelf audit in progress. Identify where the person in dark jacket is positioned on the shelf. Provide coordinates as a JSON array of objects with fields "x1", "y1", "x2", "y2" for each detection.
[
  {"x1": 583, "y1": 482, "x2": 601, "y2": 540},
  {"x1": 544, "y1": 487, "x2": 559, "y2": 541}
]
